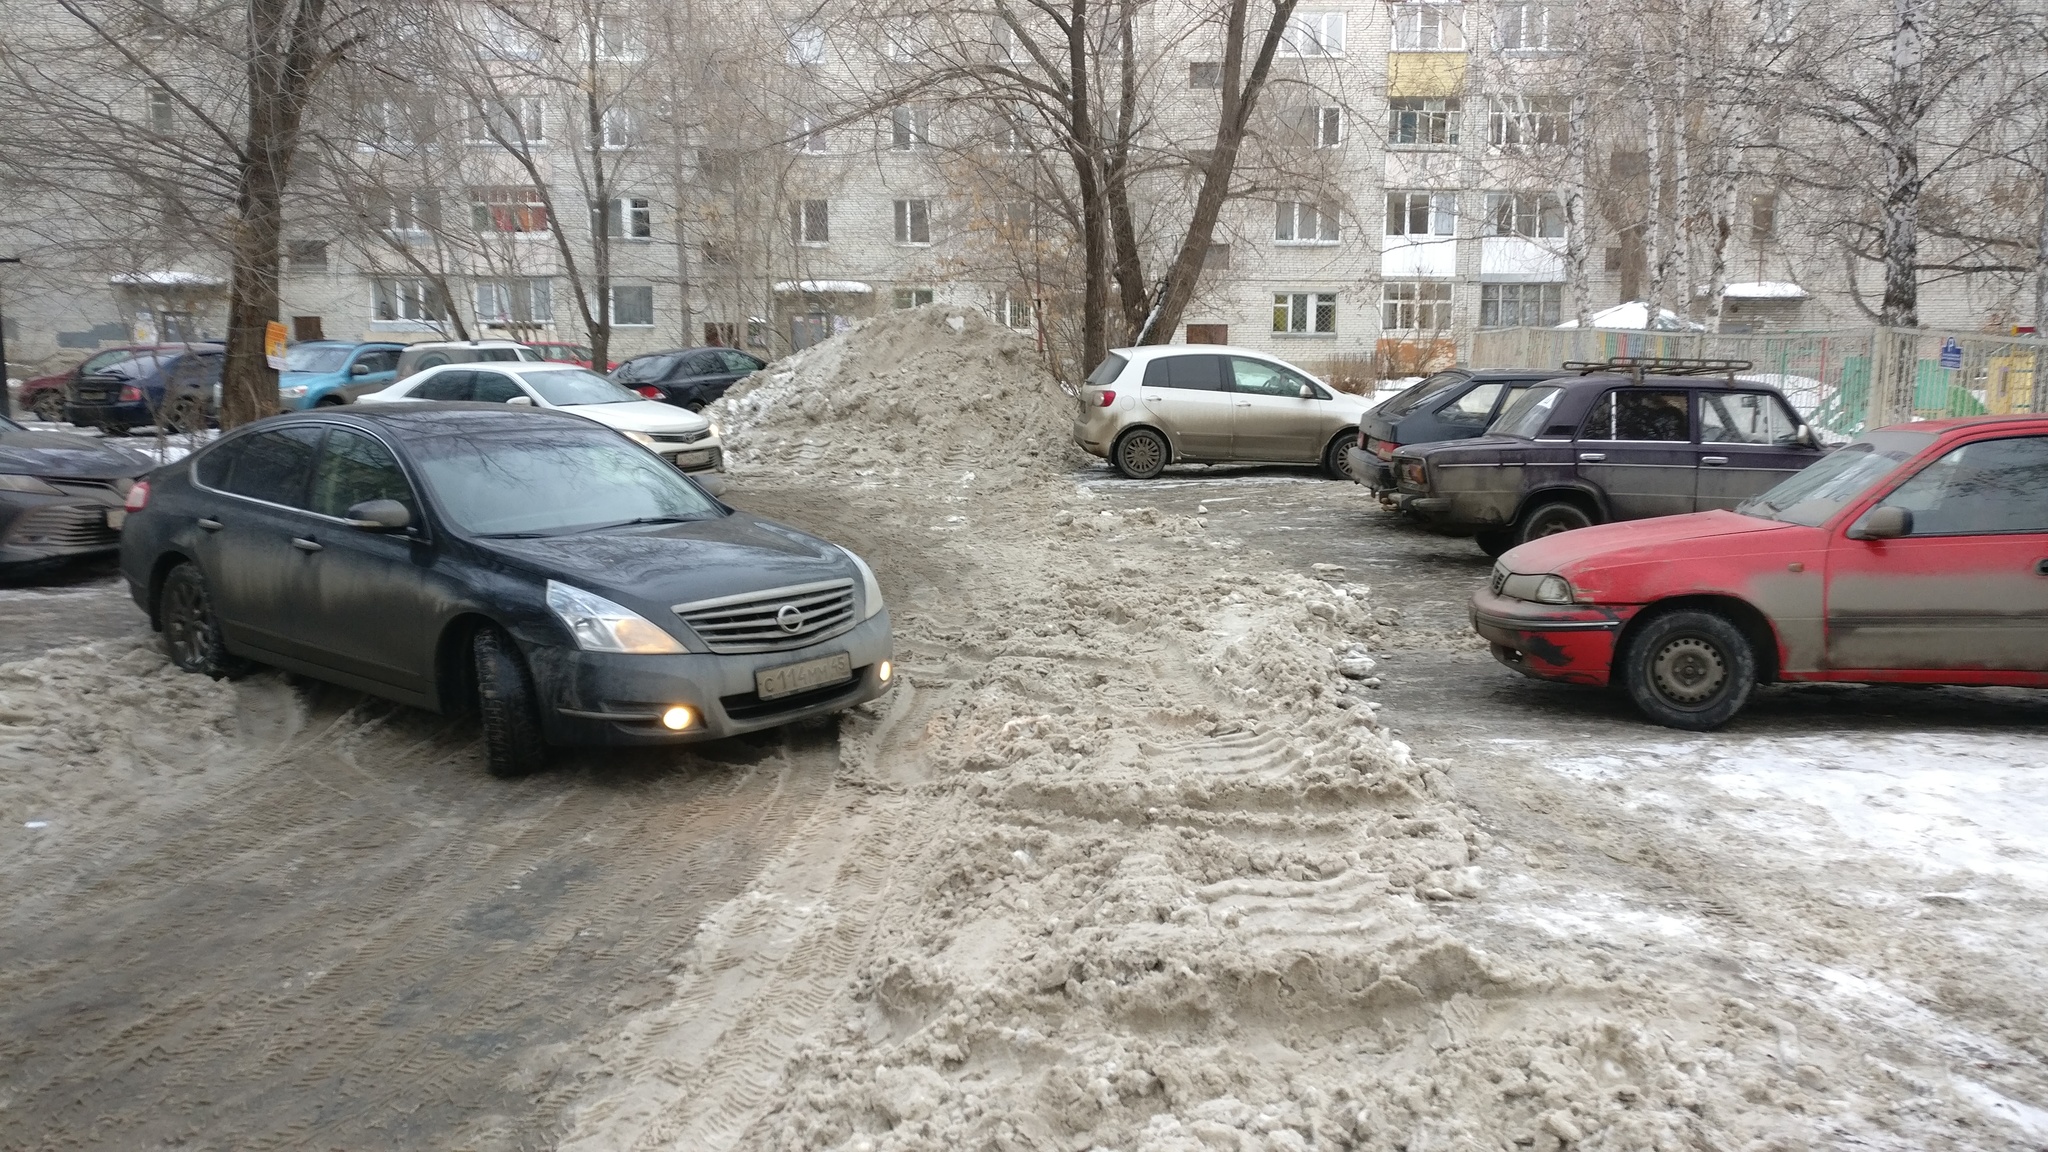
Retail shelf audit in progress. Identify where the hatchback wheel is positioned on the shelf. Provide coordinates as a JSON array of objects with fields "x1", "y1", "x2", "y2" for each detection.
[
  {"x1": 1619, "y1": 609, "x2": 1756, "y2": 730},
  {"x1": 1515, "y1": 499, "x2": 1595, "y2": 546},
  {"x1": 1113, "y1": 428, "x2": 1168, "y2": 480},
  {"x1": 314, "y1": 394, "x2": 346, "y2": 407},
  {"x1": 1321, "y1": 433, "x2": 1357, "y2": 480},
  {"x1": 473, "y1": 626, "x2": 548, "y2": 778},
  {"x1": 159, "y1": 563, "x2": 244, "y2": 679},
  {"x1": 158, "y1": 395, "x2": 205, "y2": 434},
  {"x1": 29, "y1": 392, "x2": 64, "y2": 422}
]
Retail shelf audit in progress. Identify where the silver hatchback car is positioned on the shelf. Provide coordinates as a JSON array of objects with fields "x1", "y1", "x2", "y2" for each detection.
[{"x1": 1073, "y1": 346, "x2": 1373, "y2": 479}]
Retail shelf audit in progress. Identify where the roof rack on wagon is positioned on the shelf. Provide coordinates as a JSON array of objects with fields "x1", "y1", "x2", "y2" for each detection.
[{"x1": 1561, "y1": 356, "x2": 1754, "y2": 382}]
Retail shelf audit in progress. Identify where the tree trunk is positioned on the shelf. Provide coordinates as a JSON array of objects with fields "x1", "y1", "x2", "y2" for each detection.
[
  {"x1": 1106, "y1": 3, "x2": 1147, "y2": 341},
  {"x1": 586, "y1": 54, "x2": 613, "y2": 370},
  {"x1": 1708, "y1": 176, "x2": 1736, "y2": 331},
  {"x1": 1068, "y1": 0, "x2": 1111, "y2": 373},
  {"x1": 1565, "y1": 94, "x2": 1593, "y2": 328},
  {"x1": 2035, "y1": 152, "x2": 2048, "y2": 334},
  {"x1": 1879, "y1": 0, "x2": 1926, "y2": 328},
  {"x1": 1642, "y1": 97, "x2": 1665, "y2": 322}
]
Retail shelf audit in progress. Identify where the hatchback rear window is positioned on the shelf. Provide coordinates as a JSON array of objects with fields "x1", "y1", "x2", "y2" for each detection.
[
  {"x1": 1085, "y1": 354, "x2": 1127, "y2": 388},
  {"x1": 1378, "y1": 371, "x2": 1468, "y2": 417},
  {"x1": 1489, "y1": 385, "x2": 1565, "y2": 438}
]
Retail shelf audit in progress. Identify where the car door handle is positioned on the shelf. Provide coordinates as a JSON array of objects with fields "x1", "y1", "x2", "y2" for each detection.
[
  {"x1": 1578, "y1": 452, "x2": 1606, "y2": 462},
  {"x1": 1236, "y1": 400, "x2": 1252, "y2": 407},
  {"x1": 197, "y1": 518, "x2": 223, "y2": 531},
  {"x1": 1701, "y1": 455, "x2": 1729, "y2": 465},
  {"x1": 291, "y1": 537, "x2": 323, "y2": 553}
]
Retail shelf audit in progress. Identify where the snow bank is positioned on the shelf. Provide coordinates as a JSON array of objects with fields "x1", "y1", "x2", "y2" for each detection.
[{"x1": 708, "y1": 306, "x2": 1088, "y2": 484}]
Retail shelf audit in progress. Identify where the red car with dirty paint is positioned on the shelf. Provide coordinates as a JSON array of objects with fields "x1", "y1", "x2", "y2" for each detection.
[{"x1": 1472, "y1": 415, "x2": 2048, "y2": 729}]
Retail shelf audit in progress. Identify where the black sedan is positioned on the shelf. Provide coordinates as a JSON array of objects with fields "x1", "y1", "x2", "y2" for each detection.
[
  {"x1": 66, "y1": 344, "x2": 224, "y2": 433},
  {"x1": 612, "y1": 347, "x2": 766, "y2": 410},
  {"x1": 119, "y1": 406, "x2": 894, "y2": 777},
  {"x1": 1, "y1": 413, "x2": 152, "y2": 572}
]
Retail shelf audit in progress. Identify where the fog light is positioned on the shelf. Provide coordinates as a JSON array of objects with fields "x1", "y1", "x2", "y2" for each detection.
[
  {"x1": 661, "y1": 706, "x2": 696, "y2": 730},
  {"x1": 877, "y1": 660, "x2": 893, "y2": 683}
]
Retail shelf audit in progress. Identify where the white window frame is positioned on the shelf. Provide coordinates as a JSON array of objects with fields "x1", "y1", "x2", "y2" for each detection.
[
  {"x1": 1312, "y1": 106, "x2": 1342, "y2": 147},
  {"x1": 1496, "y1": 1, "x2": 1557, "y2": 50},
  {"x1": 1484, "y1": 191, "x2": 1564, "y2": 238},
  {"x1": 1392, "y1": 3, "x2": 1466, "y2": 50},
  {"x1": 1381, "y1": 281, "x2": 1453, "y2": 331},
  {"x1": 893, "y1": 198, "x2": 931, "y2": 245},
  {"x1": 1274, "y1": 201, "x2": 1339, "y2": 244},
  {"x1": 145, "y1": 87, "x2": 174, "y2": 132},
  {"x1": 1389, "y1": 97, "x2": 1461, "y2": 147},
  {"x1": 474, "y1": 278, "x2": 554, "y2": 325},
  {"x1": 1282, "y1": 11, "x2": 1345, "y2": 56},
  {"x1": 595, "y1": 196, "x2": 652, "y2": 239},
  {"x1": 609, "y1": 284, "x2": 655, "y2": 327},
  {"x1": 993, "y1": 290, "x2": 1035, "y2": 331},
  {"x1": 1273, "y1": 292, "x2": 1338, "y2": 335},
  {"x1": 1479, "y1": 282, "x2": 1562, "y2": 328},
  {"x1": 372, "y1": 278, "x2": 446, "y2": 323},
  {"x1": 594, "y1": 15, "x2": 642, "y2": 60},
  {"x1": 600, "y1": 107, "x2": 635, "y2": 150},
  {"x1": 890, "y1": 105, "x2": 931, "y2": 151},
  {"x1": 793, "y1": 113, "x2": 828, "y2": 154},
  {"x1": 1488, "y1": 95, "x2": 1569, "y2": 147},
  {"x1": 788, "y1": 24, "x2": 825, "y2": 64},
  {"x1": 469, "y1": 95, "x2": 545, "y2": 146},
  {"x1": 894, "y1": 287, "x2": 935, "y2": 309},
  {"x1": 379, "y1": 190, "x2": 438, "y2": 236},
  {"x1": 793, "y1": 199, "x2": 830, "y2": 245},
  {"x1": 469, "y1": 186, "x2": 548, "y2": 234},
  {"x1": 1385, "y1": 191, "x2": 1457, "y2": 237}
]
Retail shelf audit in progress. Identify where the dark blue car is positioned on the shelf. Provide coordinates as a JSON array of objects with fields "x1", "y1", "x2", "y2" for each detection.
[{"x1": 65, "y1": 345, "x2": 224, "y2": 433}]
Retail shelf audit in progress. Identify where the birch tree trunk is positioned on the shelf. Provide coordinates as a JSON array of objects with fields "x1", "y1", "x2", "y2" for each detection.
[
  {"x1": 1565, "y1": 93, "x2": 1593, "y2": 328},
  {"x1": 1708, "y1": 175, "x2": 1737, "y2": 331},
  {"x1": 1878, "y1": 0, "x2": 1926, "y2": 328},
  {"x1": 1642, "y1": 97, "x2": 1665, "y2": 322}
]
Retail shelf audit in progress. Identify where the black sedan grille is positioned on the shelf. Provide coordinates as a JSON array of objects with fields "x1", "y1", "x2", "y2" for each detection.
[
  {"x1": 673, "y1": 579, "x2": 857, "y2": 654},
  {"x1": 4, "y1": 505, "x2": 119, "y2": 551}
]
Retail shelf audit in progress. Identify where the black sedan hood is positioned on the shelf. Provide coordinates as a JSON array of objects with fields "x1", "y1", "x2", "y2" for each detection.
[
  {"x1": 473, "y1": 512, "x2": 851, "y2": 610},
  {"x1": 0, "y1": 427, "x2": 153, "y2": 479}
]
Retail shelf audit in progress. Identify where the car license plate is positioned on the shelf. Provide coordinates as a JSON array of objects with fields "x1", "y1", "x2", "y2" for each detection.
[
  {"x1": 755, "y1": 652, "x2": 852, "y2": 700},
  {"x1": 672, "y1": 450, "x2": 711, "y2": 469},
  {"x1": 106, "y1": 508, "x2": 126, "y2": 530}
]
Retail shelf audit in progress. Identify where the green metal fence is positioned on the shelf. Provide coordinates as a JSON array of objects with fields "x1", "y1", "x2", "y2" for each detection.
[{"x1": 1467, "y1": 326, "x2": 2048, "y2": 437}]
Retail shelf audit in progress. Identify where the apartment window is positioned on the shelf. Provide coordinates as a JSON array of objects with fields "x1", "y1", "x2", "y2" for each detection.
[
  {"x1": 882, "y1": 19, "x2": 920, "y2": 62},
  {"x1": 1484, "y1": 192, "x2": 1564, "y2": 238},
  {"x1": 793, "y1": 114, "x2": 827, "y2": 154},
  {"x1": 1382, "y1": 281, "x2": 1453, "y2": 331},
  {"x1": 1274, "y1": 201, "x2": 1339, "y2": 244},
  {"x1": 1480, "y1": 283, "x2": 1562, "y2": 327},
  {"x1": 375, "y1": 189, "x2": 439, "y2": 234},
  {"x1": 792, "y1": 199, "x2": 830, "y2": 244},
  {"x1": 893, "y1": 198, "x2": 931, "y2": 244},
  {"x1": 1386, "y1": 191, "x2": 1456, "y2": 237},
  {"x1": 890, "y1": 105, "x2": 930, "y2": 150},
  {"x1": 360, "y1": 97, "x2": 428, "y2": 150},
  {"x1": 145, "y1": 87, "x2": 175, "y2": 132},
  {"x1": 609, "y1": 284, "x2": 654, "y2": 327},
  {"x1": 788, "y1": 24, "x2": 825, "y2": 64},
  {"x1": 287, "y1": 240, "x2": 328, "y2": 271},
  {"x1": 1284, "y1": 106, "x2": 1341, "y2": 147},
  {"x1": 595, "y1": 15, "x2": 641, "y2": 59},
  {"x1": 475, "y1": 278, "x2": 553, "y2": 325},
  {"x1": 1189, "y1": 61, "x2": 1222, "y2": 88},
  {"x1": 995, "y1": 201, "x2": 1034, "y2": 240},
  {"x1": 470, "y1": 96, "x2": 545, "y2": 146},
  {"x1": 1389, "y1": 98, "x2": 1460, "y2": 146},
  {"x1": 994, "y1": 290, "x2": 1034, "y2": 330},
  {"x1": 601, "y1": 107, "x2": 634, "y2": 149},
  {"x1": 595, "y1": 196, "x2": 652, "y2": 239},
  {"x1": 1488, "y1": 96, "x2": 1569, "y2": 146},
  {"x1": 478, "y1": 8, "x2": 541, "y2": 59},
  {"x1": 1273, "y1": 292, "x2": 1338, "y2": 334},
  {"x1": 1497, "y1": 1, "x2": 1559, "y2": 50},
  {"x1": 1751, "y1": 192, "x2": 1778, "y2": 239},
  {"x1": 1392, "y1": 4, "x2": 1465, "y2": 50},
  {"x1": 373, "y1": 278, "x2": 446, "y2": 322},
  {"x1": 1203, "y1": 242, "x2": 1231, "y2": 270},
  {"x1": 894, "y1": 288, "x2": 935, "y2": 309},
  {"x1": 1282, "y1": 11, "x2": 1345, "y2": 55},
  {"x1": 470, "y1": 186, "x2": 549, "y2": 233},
  {"x1": 998, "y1": 105, "x2": 1033, "y2": 152}
]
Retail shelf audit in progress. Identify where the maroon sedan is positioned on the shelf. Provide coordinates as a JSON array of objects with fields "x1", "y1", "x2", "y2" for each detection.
[{"x1": 1471, "y1": 415, "x2": 2048, "y2": 729}]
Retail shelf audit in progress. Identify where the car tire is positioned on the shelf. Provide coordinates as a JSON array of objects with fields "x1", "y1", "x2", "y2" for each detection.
[
  {"x1": 1514, "y1": 499, "x2": 1596, "y2": 546},
  {"x1": 314, "y1": 394, "x2": 346, "y2": 407},
  {"x1": 159, "y1": 563, "x2": 247, "y2": 679},
  {"x1": 1619, "y1": 609, "x2": 1756, "y2": 731},
  {"x1": 473, "y1": 626, "x2": 548, "y2": 779},
  {"x1": 158, "y1": 394, "x2": 205, "y2": 434},
  {"x1": 29, "y1": 392, "x2": 64, "y2": 422},
  {"x1": 1113, "y1": 428, "x2": 1169, "y2": 480},
  {"x1": 1474, "y1": 529, "x2": 1513, "y2": 558},
  {"x1": 1321, "y1": 433, "x2": 1357, "y2": 480}
]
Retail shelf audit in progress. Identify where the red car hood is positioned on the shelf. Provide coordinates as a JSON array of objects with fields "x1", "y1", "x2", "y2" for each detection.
[{"x1": 1502, "y1": 510, "x2": 1819, "y2": 600}]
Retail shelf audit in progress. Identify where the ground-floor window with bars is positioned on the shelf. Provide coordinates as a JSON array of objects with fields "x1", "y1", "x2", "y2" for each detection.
[
  {"x1": 1381, "y1": 281, "x2": 1453, "y2": 331},
  {"x1": 1479, "y1": 282, "x2": 1562, "y2": 327},
  {"x1": 1272, "y1": 292, "x2": 1337, "y2": 334}
]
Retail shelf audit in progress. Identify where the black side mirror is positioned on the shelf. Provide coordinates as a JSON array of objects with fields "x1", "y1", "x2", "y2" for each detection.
[
  {"x1": 1848, "y1": 505, "x2": 1911, "y2": 540},
  {"x1": 343, "y1": 499, "x2": 412, "y2": 531}
]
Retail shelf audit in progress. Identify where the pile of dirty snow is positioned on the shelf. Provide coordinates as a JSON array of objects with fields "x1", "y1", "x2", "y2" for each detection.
[{"x1": 709, "y1": 307, "x2": 1088, "y2": 483}]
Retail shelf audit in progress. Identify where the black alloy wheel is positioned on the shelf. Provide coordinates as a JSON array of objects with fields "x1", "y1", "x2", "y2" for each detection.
[
  {"x1": 159, "y1": 563, "x2": 243, "y2": 679},
  {"x1": 1322, "y1": 433, "x2": 1357, "y2": 481},
  {"x1": 1619, "y1": 609, "x2": 1757, "y2": 730},
  {"x1": 1113, "y1": 428, "x2": 1168, "y2": 480},
  {"x1": 472, "y1": 626, "x2": 549, "y2": 778},
  {"x1": 1514, "y1": 499, "x2": 1596, "y2": 546}
]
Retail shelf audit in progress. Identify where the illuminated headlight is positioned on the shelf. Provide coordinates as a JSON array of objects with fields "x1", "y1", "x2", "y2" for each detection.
[
  {"x1": 661, "y1": 705, "x2": 697, "y2": 730},
  {"x1": 841, "y1": 547, "x2": 885, "y2": 620},
  {"x1": 1533, "y1": 575, "x2": 1574, "y2": 604},
  {"x1": 279, "y1": 385, "x2": 309, "y2": 399},
  {"x1": 708, "y1": 421, "x2": 723, "y2": 437},
  {"x1": 546, "y1": 580, "x2": 687, "y2": 653},
  {"x1": 622, "y1": 430, "x2": 656, "y2": 447},
  {"x1": 0, "y1": 473, "x2": 63, "y2": 495}
]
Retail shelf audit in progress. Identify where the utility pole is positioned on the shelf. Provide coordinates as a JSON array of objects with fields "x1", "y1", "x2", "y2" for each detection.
[{"x1": 0, "y1": 256, "x2": 20, "y2": 420}]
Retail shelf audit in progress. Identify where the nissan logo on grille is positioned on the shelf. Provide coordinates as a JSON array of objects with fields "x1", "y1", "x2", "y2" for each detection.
[{"x1": 775, "y1": 604, "x2": 805, "y2": 633}]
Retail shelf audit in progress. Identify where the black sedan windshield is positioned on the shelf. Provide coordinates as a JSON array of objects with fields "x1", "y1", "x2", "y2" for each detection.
[
  {"x1": 1738, "y1": 430, "x2": 1935, "y2": 526},
  {"x1": 613, "y1": 355, "x2": 680, "y2": 383},
  {"x1": 412, "y1": 429, "x2": 722, "y2": 536},
  {"x1": 523, "y1": 368, "x2": 641, "y2": 407}
]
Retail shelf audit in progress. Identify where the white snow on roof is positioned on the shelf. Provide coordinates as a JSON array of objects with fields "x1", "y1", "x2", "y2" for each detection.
[
  {"x1": 1554, "y1": 301, "x2": 1703, "y2": 331},
  {"x1": 1723, "y1": 280, "x2": 1808, "y2": 299},
  {"x1": 773, "y1": 280, "x2": 873, "y2": 295},
  {"x1": 109, "y1": 270, "x2": 226, "y2": 288}
]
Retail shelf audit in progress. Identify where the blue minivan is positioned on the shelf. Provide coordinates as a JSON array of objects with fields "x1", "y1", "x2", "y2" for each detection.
[{"x1": 278, "y1": 341, "x2": 405, "y2": 410}]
